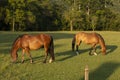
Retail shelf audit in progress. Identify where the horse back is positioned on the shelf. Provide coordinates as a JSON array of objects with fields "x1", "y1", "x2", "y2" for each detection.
[
  {"x1": 39, "y1": 34, "x2": 51, "y2": 43},
  {"x1": 20, "y1": 34, "x2": 52, "y2": 50},
  {"x1": 76, "y1": 32, "x2": 100, "y2": 44}
]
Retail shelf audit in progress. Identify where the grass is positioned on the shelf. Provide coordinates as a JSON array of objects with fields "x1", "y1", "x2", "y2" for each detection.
[{"x1": 0, "y1": 31, "x2": 120, "y2": 80}]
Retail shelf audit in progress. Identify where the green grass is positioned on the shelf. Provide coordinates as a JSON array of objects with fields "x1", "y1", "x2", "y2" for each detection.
[{"x1": 0, "y1": 31, "x2": 120, "y2": 80}]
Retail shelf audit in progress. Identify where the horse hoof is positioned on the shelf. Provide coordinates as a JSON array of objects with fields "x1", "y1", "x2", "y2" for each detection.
[
  {"x1": 76, "y1": 51, "x2": 79, "y2": 55},
  {"x1": 49, "y1": 59, "x2": 53, "y2": 63},
  {"x1": 30, "y1": 61, "x2": 33, "y2": 63},
  {"x1": 93, "y1": 52, "x2": 97, "y2": 56}
]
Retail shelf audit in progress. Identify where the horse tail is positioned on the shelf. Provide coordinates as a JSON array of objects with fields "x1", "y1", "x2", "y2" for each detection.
[
  {"x1": 72, "y1": 35, "x2": 76, "y2": 51},
  {"x1": 97, "y1": 34, "x2": 106, "y2": 55},
  {"x1": 49, "y1": 36, "x2": 55, "y2": 61},
  {"x1": 11, "y1": 35, "x2": 22, "y2": 62}
]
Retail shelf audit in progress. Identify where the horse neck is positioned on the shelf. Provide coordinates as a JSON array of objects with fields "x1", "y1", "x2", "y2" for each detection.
[{"x1": 11, "y1": 38, "x2": 21, "y2": 55}]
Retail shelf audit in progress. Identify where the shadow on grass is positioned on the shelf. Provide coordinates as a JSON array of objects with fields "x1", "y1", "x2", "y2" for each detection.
[
  {"x1": 17, "y1": 51, "x2": 75, "y2": 63},
  {"x1": 80, "y1": 62, "x2": 120, "y2": 80},
  {"x1": 95, "y1": 45, "x2": 117, "y2": 55},
  {"x1": 24, "y1": 55, "x2": 44, "y2": 63},
  {"x1": 56, "y1": 50, "x2": 76, "y2": 61},
  {"x1": 75, "y1": 44, "x2": 117, "y2": 55},
  {"x1": 55, "y1": 44, "x2": 118, "y2": 62},
  {"x1": 106, "y1": 45, "x2": 118, "y2": 54}
]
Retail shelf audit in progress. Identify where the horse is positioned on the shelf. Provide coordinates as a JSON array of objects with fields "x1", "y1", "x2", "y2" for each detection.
[
  {"x1": 10, "y1": 33, "x2": 55, "y2": 63},
  {"x1": 72, "y1": 32, "x2": 106, "y2": 55}
]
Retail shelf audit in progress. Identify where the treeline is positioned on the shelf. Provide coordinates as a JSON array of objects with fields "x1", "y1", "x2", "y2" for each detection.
[{"x1": 0, "y1": 0, "x2": 120, "y2": 31}]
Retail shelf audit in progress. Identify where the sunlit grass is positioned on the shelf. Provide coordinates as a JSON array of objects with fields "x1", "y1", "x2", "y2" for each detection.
[{"x1": 0, "y1": 31, "x2": 120, "y2": 80}]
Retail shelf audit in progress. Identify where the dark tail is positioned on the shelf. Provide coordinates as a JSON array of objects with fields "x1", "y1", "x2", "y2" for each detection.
[
  {"x1": 72, "y1": 35, "x2": 76, "y2": 51},
  {"x1": 49, "y1": 36, "x2": 55, "y2": 61}
]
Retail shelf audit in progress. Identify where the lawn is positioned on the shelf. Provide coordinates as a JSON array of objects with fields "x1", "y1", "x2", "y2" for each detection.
[{"x1": 0, "y1": 31, "x2": 120, "y2": 80}]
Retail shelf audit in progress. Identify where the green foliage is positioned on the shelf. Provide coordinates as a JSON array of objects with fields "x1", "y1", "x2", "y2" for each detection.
[
  {"x1": 4, "y1": 0, "x2": 36, "y2": 31},
  {"x1": 62, "y1": 0, "x2": 81, "y2": 31},
  {"x1": 0, "y1": 0, "x2": 120, "y2": 31},
  {"x1": 91, "y1": 15, "x2": 98, "y2": 31}
]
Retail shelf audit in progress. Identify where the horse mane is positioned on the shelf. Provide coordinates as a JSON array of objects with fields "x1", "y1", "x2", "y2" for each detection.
[
  {"x1": 11, "y1": 34, "x2": 25, "y2": 53},
  {"x1": 12, "y1": 35, "x2": 23, "y2": 47},
  {"x1": 97, "y1": 33, "x2": 106, "y2": 54},
  {"x1": 97, "y1": 33, "x2": 105, "y2": 45}
]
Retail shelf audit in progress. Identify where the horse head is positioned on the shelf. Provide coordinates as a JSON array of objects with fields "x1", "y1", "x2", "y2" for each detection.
[
  {"x1": 11, "y1": 51, "x2": 18, "y2": 63},
  {"x1": 11, "y1": 35, "x2": 21, "y2": 63}
]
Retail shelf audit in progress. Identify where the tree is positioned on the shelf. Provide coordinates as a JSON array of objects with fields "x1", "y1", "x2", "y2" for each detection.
[
  {"x1": 62, "y1": 0, "x2": 81, "y2": 31},
  {"x1": 0, "y1": 0, "x2": 120, "y2": 31},
  {"x1": 91, "y1": 15, "x2": 98, "y2": 31},
  {"x1": 5, "y1": 0, "x2": 36, "y2": 31}
]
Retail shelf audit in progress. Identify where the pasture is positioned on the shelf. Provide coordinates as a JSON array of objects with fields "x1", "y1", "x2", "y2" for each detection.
[{"x1": 0, "y1": 31, "x2": 120, "y2": 80}]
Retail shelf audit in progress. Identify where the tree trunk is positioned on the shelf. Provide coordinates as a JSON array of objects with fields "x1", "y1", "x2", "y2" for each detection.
[
  {"x1": 70, "y1": 20, "x2": 73, "y2": 31},
  {"x1": 86, "y1": 1, "x2": 90, "y2": 16},
  {"x1": 12, "y1": 17, "x2": 15, "y2": 32}
]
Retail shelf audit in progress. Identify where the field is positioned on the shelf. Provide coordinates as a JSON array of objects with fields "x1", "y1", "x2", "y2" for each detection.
[{"x1": 0, "y1": 31, "x2": 120, "y2": 80}]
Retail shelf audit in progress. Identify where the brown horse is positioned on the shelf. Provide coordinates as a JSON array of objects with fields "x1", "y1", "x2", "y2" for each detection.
[
  {"x1": 72, "y1": 32, "x2": 106, "y2": 55},
  {"x1": 11, "y1": 33, "x2": 55, "y2": 63}
]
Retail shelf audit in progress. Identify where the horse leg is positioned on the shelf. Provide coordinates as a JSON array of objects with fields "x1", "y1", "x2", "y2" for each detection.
[
  {"x1": 48, "y1": 49, "x2": 53, "y2": 63},
  {"x1": 43, "y1": 45, "x2": 49, "y2": 63},
  {"x1": 89, "y1": 44, "x2": 97, "y2": 56},
  {"x1": 93, "y1": 46, "x2": 97, "y2": 55},
  {"x1": 48, "y1": 48, "x2": 55, "y2": 63},
  {"x1": 43, "y1": 52, "x2": 48, "y2": 63},
  {"x1": 76, "y1": 41, "x2": 81, "y2": 55},
  {"x1": 76, "y1": 45, "x2": 79, "y2": 55},
  {"x1": 21, "y1": 49, "x2": 25, "y2": 63},
  {"x1": 94, "y1": 48, "x2": 97, "y2": 56},
  {"x1": 89, "y1": 47, "x2": 93, "y2": 55},
  {"x1": 25, "y1": 48, "x2": 33, "y2": 63},
  {"x1": 92, "y1": 44, "x2": 97, "y2": 55},
  {"x1": 48, "y1": 52, "x2": 53, "y2": 63}
]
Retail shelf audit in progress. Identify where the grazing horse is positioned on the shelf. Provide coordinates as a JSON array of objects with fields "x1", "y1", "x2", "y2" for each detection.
[
  {"x1": 72, "y1": 32, "x2": 106, "y2": 55},
  {"x1": 11, "y1": 33, "x2": 55, "y2": 63}
]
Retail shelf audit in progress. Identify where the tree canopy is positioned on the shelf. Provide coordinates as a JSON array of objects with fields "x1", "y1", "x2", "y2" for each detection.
[{"x1": 0, "y1": 0, "x2": 120, "y2": 31}]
